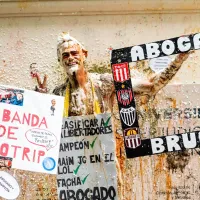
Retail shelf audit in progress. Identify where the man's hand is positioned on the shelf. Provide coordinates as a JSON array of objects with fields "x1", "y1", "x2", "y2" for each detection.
[{"x1": 35, "y1": 73, "x2": 48, "y2": 93}]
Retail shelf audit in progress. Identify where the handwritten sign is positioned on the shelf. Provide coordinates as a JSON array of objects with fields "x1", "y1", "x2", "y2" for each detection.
[
  {"x1": 0, "y1": 171, "x2": 20, "y2": 199},
  {"x1": 0, "y1": 85, "x2": 64, "y2": 174},
  {"x1": 57, "y1": 113, "x2": 118, "y2": 200},
  {"x1": 25, "y1": 128, "x2": 58, "y2": 151}
]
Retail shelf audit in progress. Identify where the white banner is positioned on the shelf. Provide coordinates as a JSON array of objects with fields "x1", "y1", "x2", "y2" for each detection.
[
  {"x1": 57, "y1": 113, "x2": 118, "y2": 200},
  {"x1": 0, "y1": 85, "x2": 64, "y2": 174}
]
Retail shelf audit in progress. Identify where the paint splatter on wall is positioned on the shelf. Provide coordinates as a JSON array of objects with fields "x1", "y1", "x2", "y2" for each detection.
[{"x1": 1, "y1": 7, "x2": 200, "y2": 200}]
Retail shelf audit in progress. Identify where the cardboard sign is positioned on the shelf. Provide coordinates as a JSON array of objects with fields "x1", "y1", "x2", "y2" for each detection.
[
  {"x1": 0, "y1": 85, "x2": 64, "y2": 174},
  {"x1": 57, "y1": 113, "x2": 118, "y2": 200},
  {"x1": 111, "y1": 33, "x2": 200, "y2": 63}
]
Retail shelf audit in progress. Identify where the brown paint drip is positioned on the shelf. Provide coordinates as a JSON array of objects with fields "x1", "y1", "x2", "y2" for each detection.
[
  {"x1": 172, "y1": 99, "x2": 176, "y2": 108},
  {"x1": 139, "y1": 157, "x2": 144, "y2": 200},
  {"x1": 22, "y1": 176, "x2": 27, "y2": 199},
  {"x1": 76, "y1": 65, "x2": 87, "y2": 93},
  {"x1": 166, "y1": 171, "x2": 172, "y2": 200},
  {"x1": 115, "y1": 131, "x2": 125, "y2": 199},
  {"x1": 115, "y1": 133, "x2": 125, "y2": 173},
  {"x1": 153, "y1": 154, "x2": 166, "y2": 199}
]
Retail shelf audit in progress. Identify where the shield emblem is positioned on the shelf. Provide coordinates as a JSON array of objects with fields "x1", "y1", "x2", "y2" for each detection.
[
  {"x1": 124, "y1": 128, "x2": 141, "y2": 149},
  {"x1": 117, "y1": 89, "x2": 133, "y2": 106},
  {"x1": 120, "y1": 107, "x2": 136, "y2": 126},
  {"x1": 112, "y1": 62, "x2": 129, "y2": 82}
]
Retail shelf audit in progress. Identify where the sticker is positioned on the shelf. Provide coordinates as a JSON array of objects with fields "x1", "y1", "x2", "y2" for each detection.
[
  {"x1": 0, "y1": 156, "x2": 12, "y2": 169},
  {"x1": 124, "y1": 128, "x2": 141, "y2": 149},
  {"x1": 0, "y1": 171, "x2": 20, "y2": 199},
  {"x1": 120, "y1": 107, "x2": 136, "y2": 126},
  {"x1": 149, "y1": 56, "x2": 171, "y2": 72},
  {"x1": 112, "y1": 62, "x2": 129, "y2": 82},
  {"x1": 117, "y1": 89, "x2": 133, "y2": 106},
  {"x1": 0, "y1": 86, "x2": 24, "y2": 107},
  {"x1": 42, "y1": 157, "x2": 56, "y2": 171}
]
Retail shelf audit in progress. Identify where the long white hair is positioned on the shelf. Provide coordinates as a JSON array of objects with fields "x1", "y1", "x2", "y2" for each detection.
[{"x1": 57, "y1": 32, "x2": 88, "y2": 62}]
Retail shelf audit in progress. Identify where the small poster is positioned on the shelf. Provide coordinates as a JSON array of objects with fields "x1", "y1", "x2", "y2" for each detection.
[
  {"x1": 0, "y1": 85, "x2": 64, "y2": 174},
  {"x1": 57, "y1": 113, "x2": 118, "y2": 200}
]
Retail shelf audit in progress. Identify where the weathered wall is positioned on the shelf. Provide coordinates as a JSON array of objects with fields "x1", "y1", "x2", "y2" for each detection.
[{"x1": 1, "y1": 0, "x2": 200, "y2": 199}]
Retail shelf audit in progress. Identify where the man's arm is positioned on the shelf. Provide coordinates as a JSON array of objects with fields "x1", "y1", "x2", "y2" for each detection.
[
  {"x1": 149, "y1": 52, "x2": 191, "y2": 96},
  {"x1": 92, "y1": 52, "x2": 191, "y2": 104}
]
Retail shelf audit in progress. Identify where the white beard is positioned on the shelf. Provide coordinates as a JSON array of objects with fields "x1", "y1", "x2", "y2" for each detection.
[{"x1": 66, "y1": 64, "x2": 79, "y2": 75}]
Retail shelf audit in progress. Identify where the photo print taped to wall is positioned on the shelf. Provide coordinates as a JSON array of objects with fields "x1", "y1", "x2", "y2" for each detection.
[{"x1": 111, "y1": 32, "x2": 200, "y2": 159}]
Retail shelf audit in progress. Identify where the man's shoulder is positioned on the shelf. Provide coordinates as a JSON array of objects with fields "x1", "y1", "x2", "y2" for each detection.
[
  {"x1": 89, "y1": 73, "x2": 113, "y2": 85},
  {"x1": 53, "y1": 80, "x2": 68, "y2": 96},
  {"x1": 89, "y1": 73, "x2": 114, "y2": 96}
]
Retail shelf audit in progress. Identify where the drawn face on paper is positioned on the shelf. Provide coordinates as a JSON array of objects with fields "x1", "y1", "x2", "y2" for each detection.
[
  {"x1": 51, "y1": 99, "x2": 56, "y2": 106},
  {"x1": 60, "y1": 43, "x2": 85, "y2": 76},
  {"x1": 16, "y1": 93, "x2": 23, "y2": 101}
]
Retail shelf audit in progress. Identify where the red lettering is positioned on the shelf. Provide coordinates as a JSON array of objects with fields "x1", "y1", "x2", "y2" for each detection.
[
  {"x1": 22, "y1": 147, "x2": 30, "y2": 161},
  {"x1": 11, "y1": 112, "x2": 21, "y2": 124},
  {"x1": 31, "y1": 114, "x2": 39, "y2": 127},
  {"x1": 2, "y1": 109, "x2": 10, "y2": 122},
  {"x1": 11, "y1": 145, "x2": 21, "y2": 158},
  {"x1": 22, "y1": 113, "x2": 31, "y2": 126},
  {"x1": 8, "y1": 126, "x2": 18, "y2": 140},
  {"x1": 38, "y1": 150, "x2": 45, "y2": 163},
  {"x1": 39, "y1": 117, "x2": 48, "y2": 128},
  {"x1": 0, "y1": 125, "x2": 6, "y2": 137},
  {"x1": 32, "y1": 149, "x2": 36, "y2": 162},
  {"x1": 0, "y1": 143, "x2": 9, "y2": 156}
]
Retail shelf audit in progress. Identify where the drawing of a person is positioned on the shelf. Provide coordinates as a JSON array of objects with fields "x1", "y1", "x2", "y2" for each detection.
[{"x1": 50, "y1": 99, "x2": 56, "y2": 116}]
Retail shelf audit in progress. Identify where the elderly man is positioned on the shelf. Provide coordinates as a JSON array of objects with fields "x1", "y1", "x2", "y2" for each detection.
[{"x1": 49, "y1": 33, "x2": 117, "y2": 117}]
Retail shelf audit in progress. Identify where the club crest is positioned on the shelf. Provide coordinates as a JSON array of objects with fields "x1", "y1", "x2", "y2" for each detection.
[
  {"x1": 117, "y1": 89, "x2": 133, "y2": 106},
  {"x1": 124, "y1": 128, "x2": 141, "y2": 149},
  {"x1": 120, "y1": 107, "x2": 136, "y2": 126},
  {"x1": 112, "y1": 62, "x2": 130, "y2": 82}
]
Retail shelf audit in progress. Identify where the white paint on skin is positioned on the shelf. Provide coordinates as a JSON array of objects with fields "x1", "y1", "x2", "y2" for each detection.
[
  {"x1": 71, "y1": 87, "x2": 87, "y2": 115},
  {"x1": 66, "y1": 64, "x2": 79, "y2": 75}
]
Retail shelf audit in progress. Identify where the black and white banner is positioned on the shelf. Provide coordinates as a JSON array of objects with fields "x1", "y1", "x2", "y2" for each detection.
[
  {"x1": 126, "y1": 131, "x2": 200, "y2": 158},
  {"x1": 111, "y1": 62, "x2": 141, "y2": 152},
  {"x1": 111, "y1": 33, "x2": 200, "y2": 64}
]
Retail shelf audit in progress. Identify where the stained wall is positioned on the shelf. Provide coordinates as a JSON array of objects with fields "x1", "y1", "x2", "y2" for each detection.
[{"x1": 0, "y1": 0, "x2": 200, "y2": 199}]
